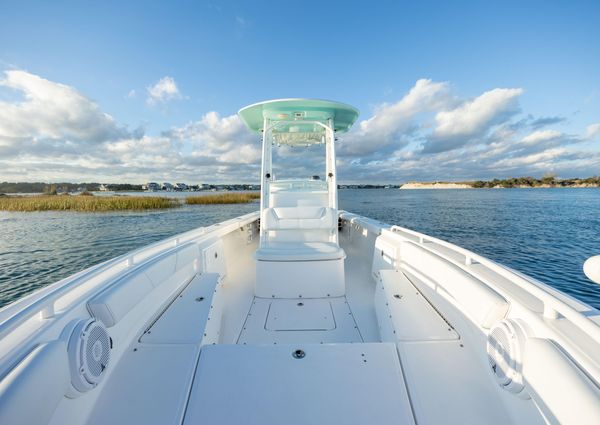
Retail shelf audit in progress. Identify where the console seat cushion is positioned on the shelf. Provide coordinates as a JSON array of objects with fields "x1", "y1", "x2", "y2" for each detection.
[
  {"x1": 262, "y1": 207, "x2": 336, "y2": 231},
  {"x1": 255, "y1": 242, "x2": 346, "y2": 262}
]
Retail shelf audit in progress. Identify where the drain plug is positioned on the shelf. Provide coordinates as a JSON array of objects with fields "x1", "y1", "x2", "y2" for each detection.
[{"x1": 292, "y1": 349, "x2": 305, "y2": 359}]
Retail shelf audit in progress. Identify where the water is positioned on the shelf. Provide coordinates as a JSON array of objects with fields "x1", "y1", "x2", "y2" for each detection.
[{"x1": 1, "y1": 189, "x2": 599, "y2": 309}]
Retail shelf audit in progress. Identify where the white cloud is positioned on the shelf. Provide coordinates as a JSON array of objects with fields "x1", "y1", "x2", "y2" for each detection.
[
  {"x1": 170, "y1": 111, "x2": 261, "y2": 165},
  {"x1": 146, "y1": 76, "x2": 182, "y2": 105},
  {"x1": 585, "y1": 123, "x2": 600, "y2": 139},
  {"x1": 360, "y1": 79, "x2": 452, "y2": 133},
  {"x1": 434, "y1": 88, "x2": 523, "y2": 138},
  {"x1": 422, "y1": 88, "x2": 523, "y2": 153},
  {"x1": 0, "y1": 70, "x2": 125, "y2": 145},
  {"x1": 339, "y1": 79, "x2": 453, "y2": 157},
  {"x1": 521, "y1": 129, "x2": 562, "y2": 144},
  {"x1": 0, "y1": 70, "x2": 262, "y2": 182},
  {"x1": 0, "y1": 70, "x2": 598, "y2": 184},
  {"x1": 493, "y1": 148, "x2": 569, "y2": 168}
]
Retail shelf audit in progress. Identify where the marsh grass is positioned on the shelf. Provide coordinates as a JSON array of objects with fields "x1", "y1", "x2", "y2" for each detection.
[
  {"x1": 0, "y1": 191, "x2": 260, "y2": 211},
  {"x1": 186, "y1": 192, "x2": 260, "y2": 205},
  {"x1": 0, "y1": 195, "x2": 180, "y2": 212}
]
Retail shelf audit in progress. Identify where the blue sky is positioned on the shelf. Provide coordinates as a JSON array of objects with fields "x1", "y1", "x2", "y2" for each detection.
[{"x1": 0, "y1": 0, "x2": 599, "y2": 183}]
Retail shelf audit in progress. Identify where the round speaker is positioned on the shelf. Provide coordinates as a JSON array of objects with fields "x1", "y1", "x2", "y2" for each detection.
[
  {"x1": 67, "y1": 319, "x2": 111, "y2": 394},
  {"x1": 487, "y1": 319, "x2": 530, "y2": 397}
]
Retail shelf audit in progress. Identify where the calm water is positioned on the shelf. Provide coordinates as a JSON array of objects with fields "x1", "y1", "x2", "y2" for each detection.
[{"x1": 1, "y1": 189, "x2": 599, "y2": 309}]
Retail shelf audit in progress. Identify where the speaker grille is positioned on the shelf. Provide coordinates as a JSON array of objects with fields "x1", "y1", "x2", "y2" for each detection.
[
  {"x1": 486, "y1": 319, "x2": 529, "y2": 396},
  {"x1": 68, "y1": 319, "x2": 111, "y2": 394},
  {"x1": 86, "y1": 324, "x2": 111, "y2": 378}
]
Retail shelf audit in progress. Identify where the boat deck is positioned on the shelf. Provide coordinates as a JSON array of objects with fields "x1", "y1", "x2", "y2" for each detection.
[
  {"x1": 87, "y1": 234, "x2": 527, "y2": 425},
  {"x1": 186, "y1": 343, "x2": 414, "y2": 425}
]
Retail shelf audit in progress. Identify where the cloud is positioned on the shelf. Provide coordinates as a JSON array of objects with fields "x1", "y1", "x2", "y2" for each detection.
[
  {"x1": 339, "y1": 79, "x2": 453, "y2": 158},
  {"x1": 422, "y1": 87, "x2": 523, "y2": 153},
  {"x1": 146, "y1": 76, "x2": 182, "y2": 105},
  {"x1": 586, "y1": 123, "x2": 600, "y2": 139},
  {"x1": 0, "y1": 70, "x2": 126, "y2": 145},
  {"x1": 529, "y1": 115, "x2": 566, "y2": 129},
  {"x1": 521, "y1": 129, "x2": 563, "y2": 145},
  {"x1": 0, "y1": 70, "x2": 263, "y2": 182},
  {"x1": 335, "y1": 80, "x2": 598, "y2": 182},
  {"x1": 502, "y1": 129, "x2": 580, "y2": 157},
  {"x1": 1, "y1": 70, "x2": 598, "y2": 184}
]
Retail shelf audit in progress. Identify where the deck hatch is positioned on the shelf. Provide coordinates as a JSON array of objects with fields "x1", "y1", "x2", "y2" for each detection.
[{"x1": 265, "y1": 299, "x2": 335, "y2": 331}]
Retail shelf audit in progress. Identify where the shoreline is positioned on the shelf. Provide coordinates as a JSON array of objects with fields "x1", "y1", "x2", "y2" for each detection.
[
  {"x1": 400, "y1": 179, "x2": 600, "y2": 189},
  {"x1": 399, "y1": 183, "x2": 600, "y2": 189}
]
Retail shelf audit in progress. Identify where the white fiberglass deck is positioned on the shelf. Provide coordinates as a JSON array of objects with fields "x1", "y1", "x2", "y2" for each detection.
[
  {"x1": 86, "y1": 228, "x2": 527, "y2": 425},
  {"x1": 186, "y1": 343, "x2": 413, "y2": 425}
]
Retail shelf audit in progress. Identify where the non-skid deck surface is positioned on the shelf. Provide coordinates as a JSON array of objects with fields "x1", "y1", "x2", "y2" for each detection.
[
  {"x1": 184, "y1": 343, "x2": 415, "y2": 425},
  {"x1": 237, "y1": 297, "x2": 363, "y2": 344}
]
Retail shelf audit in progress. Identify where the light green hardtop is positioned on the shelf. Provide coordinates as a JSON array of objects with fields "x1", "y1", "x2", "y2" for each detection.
[{"x1": 238, "y1": 98, "x2": 359, "y2": 134}]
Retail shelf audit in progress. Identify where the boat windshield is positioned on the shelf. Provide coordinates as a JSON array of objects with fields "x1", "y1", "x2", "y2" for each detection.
[{"x1": 271, "y1": 142, "x2": 326, "y2": 181}]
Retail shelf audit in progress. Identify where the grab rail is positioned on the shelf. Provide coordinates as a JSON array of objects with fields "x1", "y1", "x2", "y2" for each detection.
[
  {"x1": 0, "y1": 212, "x2": 259, "y2": 340},
  {"x1": 387, "y1": 224, "x2": 600, "y2": 342}
]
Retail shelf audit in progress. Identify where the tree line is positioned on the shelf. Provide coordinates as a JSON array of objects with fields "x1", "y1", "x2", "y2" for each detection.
[{"x1": 470, "y1": 176, "x2": 600, "y2": 188}]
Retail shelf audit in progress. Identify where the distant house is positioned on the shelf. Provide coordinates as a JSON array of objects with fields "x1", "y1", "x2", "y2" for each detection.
[
  {"x1": 99, "y1": 184, "x2": 109, "y2": 191},
  {"x1": 162, "y1": 182, "x2": 173, "y2": 191},
  {"x1": 146, "y1": 182, "x2": 161, "y2": 191},
  {"x1": 175, "y1": 183, "x2": 188, "y2": 191}
]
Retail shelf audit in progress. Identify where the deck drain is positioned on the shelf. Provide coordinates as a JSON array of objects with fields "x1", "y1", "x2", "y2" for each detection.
[
  {"x1": 393, "y1": 294, "x2": 402, "y2": 299},
  {"x1": 195, "y1": 297, "x2": 205, "y2": 302},
  {"x1": 297, "y1": 302, "x2": 304, "y2": 306},
  {"x1": 292, "y1": 349, "x2": 305, "y2": 359}
]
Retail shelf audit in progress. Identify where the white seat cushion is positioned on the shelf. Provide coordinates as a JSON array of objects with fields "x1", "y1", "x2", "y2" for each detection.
[
  {"x1": 400, "y1": 241, "x2": 508, "y2": 329},
  {"x1": 262, "y1": 207, "x2": 336, "y2": 231},
  {"x1": 255, "y1": 242, "x2": 346, "y2": 262},
  {"x1": 87, "y1": 272, "x2": 154, "y2": 327},
  {"x1": 523, "y1": 338, "x2": 600, "y2": 424},
  {"x1": 0, "y1": 341, "x2": 69, "y2": 425}
]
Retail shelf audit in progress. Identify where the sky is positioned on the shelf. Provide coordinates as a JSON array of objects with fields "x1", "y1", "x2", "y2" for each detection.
[{"x1": 0, "y1": 0, "x2": 599, "y2": 184}]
